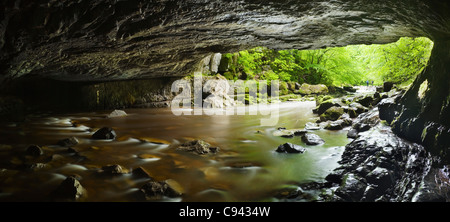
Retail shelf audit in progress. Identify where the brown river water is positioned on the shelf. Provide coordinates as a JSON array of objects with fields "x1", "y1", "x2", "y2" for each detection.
[{"x1": 0, "y1": 101, "x2": 351, "y2": 202}]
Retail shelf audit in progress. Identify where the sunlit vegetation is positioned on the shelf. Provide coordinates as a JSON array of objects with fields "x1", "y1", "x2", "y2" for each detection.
[{"x1": 219, "y1": 37, "x2": 433, "y2": 88}]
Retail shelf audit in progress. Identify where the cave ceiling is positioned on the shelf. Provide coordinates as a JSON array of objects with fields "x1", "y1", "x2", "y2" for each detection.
[{"x1": 0, "y1": 0, "x2": 449, "y2": 83}]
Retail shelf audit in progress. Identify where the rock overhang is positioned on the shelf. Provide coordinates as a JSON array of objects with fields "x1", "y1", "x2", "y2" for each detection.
[{"x1": 0, "y1": 0, "x2": 449, "y2": 84}]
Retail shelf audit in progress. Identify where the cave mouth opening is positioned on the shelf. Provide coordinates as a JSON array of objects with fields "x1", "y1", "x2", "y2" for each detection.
[
  {"x1": 199, "y1": 36, "x2": 434, "y2": 95},
  {"x1": 0, "y1": 36, "x2": 434, "y2": 122}
]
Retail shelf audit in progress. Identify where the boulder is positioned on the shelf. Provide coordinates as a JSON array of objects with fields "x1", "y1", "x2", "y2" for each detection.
[
  {"x1": 301, "y1": 133, "x2": 325, "y2": 145},
  {"x1": 202, "y1": 74, "x2": 235, "y2": 108},
  {"x1": 26, "y1": 145, "x2": 43, "y2": 156},
  {"x1": 345, "y1": 107, "x2": 359, "y2": 118},
  {"x1": 50, "y1": 176, "x2": 86, "y2": 201},
  {"x1": 351, "y1": 108, "x2": 380, "y2": 133},
  {"x1": 176, "y1": 139, "x2": 219, "y2": 155},
  {"x1": 273, "y1": 129, "x2": 307, "y2": 138},
  {"x1": 347, "y1": 129, "x2": 359, "y2": 138},
  {"x1": 349, "y1": 102, "x2": 369, "y2": 114},
  {"x1": 92, "y1": 127, "x2": 117, "y2": 140},
  {"x1": 297, "y1": 83, "x2": 328, "y2": 95},
  {"x1": 305, "y1": 122, "x2": 323, "y2": 130},
  {"x1": 132, "y1": 167, "x2": 154, "y2": 179},
  {"x1": 378, "y1": 98, "x2": 400, "y2": 124},
  {"x1": 140, "y1": 179, "x2": 183, "y2": 199},
  {"x1": 333, "y1": 173, "x2": 367, "y2": 202},
  {"x1": 101, "y1": 164, "x2": 128, "y2": 175},
  {"x1": 343, "y1": 86, "x2": 357, "y2": 92},
  {"x1": 313, "y1": 99, "x2": 341, "y2": 115},
  {"x1": 356, "y1": 95, "x2": 374, "y2": 107},
  {"x1": 57, "y1": 136, "x2": 79, "y2": 147},
  {"x1": 320, "y1": 106, "x2": 344, "y2": 122},
  {"x1": 275, "y1": 143, "x2": 306, "y2": 153},
  {"x1": 383, "y1": 82, "x2": 394, "y2": 92},
  {"x1": 324, "y1": 120, "x2": 345, "y2": 130},
  {"x1": 107, "y1": 109, "x2": 127, "y2": 118}
]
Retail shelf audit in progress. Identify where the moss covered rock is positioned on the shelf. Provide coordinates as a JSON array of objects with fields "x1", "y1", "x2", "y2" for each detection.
[
  {"x1": 314, "y1": 99, "x2": 341, "y2": 115},
  {"x1": 297, "y1": 83, "x2": 329, "y2": 95},
  {"x1": 320, "y1": 106, "x2": 345, "y2": 121}
]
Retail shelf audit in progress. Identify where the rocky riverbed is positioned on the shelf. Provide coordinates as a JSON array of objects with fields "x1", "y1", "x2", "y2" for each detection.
[
  {"x1": 273, "y1": 85, "x2": 450, "y2": 202},
  {"x1": 0, "y1": 85, "x2": 448, "y2": 202}
]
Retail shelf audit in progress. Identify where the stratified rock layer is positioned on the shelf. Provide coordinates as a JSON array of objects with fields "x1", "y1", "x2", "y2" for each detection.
[{"x1": 1, "y1": 0, "x2": 448, "y2": 82}]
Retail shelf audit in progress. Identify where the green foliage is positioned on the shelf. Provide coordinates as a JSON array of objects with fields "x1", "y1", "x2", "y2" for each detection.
[
  {"x1": 218, "y1": 37, "x2": 433, "y2": 88},
  {"x1": 358, "y1": 37, "x2": 434, "y2": 85}
]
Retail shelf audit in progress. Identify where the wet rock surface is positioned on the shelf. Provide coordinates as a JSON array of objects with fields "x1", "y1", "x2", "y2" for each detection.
[
  {"x1": 140, "y1": 179, "x2": 183, "y2": 200},
  {"x1": 26, "y1": 145, "x2": 44, "y2": 156},
  {"x1": 92, "y1": 127, "x2": 116, "y2": 140},
  {"x1": 49, "y1": 176, "x2": 86, "y2": 201},
  {"x1": 276, "y1": 143, "x2": 306, "y2": 154},
  {"x1": 57, "y1": 137, "x2": 79, "y2": 147},
  {"x1": 176, "y1": 139, "x2": 219, "y2": 155},
  {"x1": 301, "y1": 133, "x2": 325, "y2": 146},
  {"x1": 300, "y1": 118, "x2": 433, "y2": 202}
]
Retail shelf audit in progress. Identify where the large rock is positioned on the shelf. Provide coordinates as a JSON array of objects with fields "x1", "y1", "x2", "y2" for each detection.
[
  {"x1": 320, "y1": 106, "x2": 345, "y2": 122},
  {"x1": 297, "y1": 83, "x2": 329, "y2": 95},
  {"x1": 50, "y1": 176, "x2": 86, "y2": 201},
  {"x1": 107, "y1": 109, "x2": 127, "y2": 118},
  {"x1": 92, "y1": 127, "x2": 117, "y2": 140},
  {"x1": 313, "y1": 99, "x2": 341, "y2": 115},
  {"x1": 301, "y1": 133, "x2": 325, "y2": 145},
  {"x1": 378, "y1": 97, "x2": 401, "y2": 124},
  {"x1": 201, "y1": 74, "x2": 235, "y2": 109},
  {"x1": 383, "y1": 82, "x2": 394, "y2": 92},
  {"x1": 356, "y1": 95, "x2": 374, "y2": 108},
  {"x1": 326, "y1": 122, "x2": 432, "y2": 202},
  {"x1": 26, "y1": 145, "x2": 43, "y2": 156},
  {"x1": 100, "y1": 164, "x2": 128, "y2": 175},
  {"x1": 140, "y1": 179, "x2": 183, "y2": 200},
  {"x1": 275, "y1": 143, "x2": 306, "y2": 153},
  {"x1": 57, "y1": 137, "x2": 79, "y2": 147},
  {"x1": 176, "y1": 139, "x2": 219, "y2": 155}
]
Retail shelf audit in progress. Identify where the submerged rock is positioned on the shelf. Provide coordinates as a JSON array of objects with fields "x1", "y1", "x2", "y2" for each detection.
[
  {"x1": 273, "y1": 129, "x2": 307, "y2": 138},
  {"x1": 57, "y1": 137, "x2": 79, "y2": 147},
  {"x1": 107, "y1": 109, "x2": 127, "y2": 118},
  {"x1": 305, "y1": 122, "x2": 324, "y2": 130},
  {"x1": 132, "y1": 167, "x2": 154, "y2": 179},
  {"x1": 140, "y1": 179, "x2": 183, "y2": 199},
  {"x1": 176, "y1": 139, "x2": 219, "y2": 155},
  {"x1": 92, "y1": 127, "x2": 116, "y2": 140},
  {"x1": 26, "y1": 145, "x2": 43, "y2": 156},
  {"x1": 275, "y1": 143, "x2": 306, "y2": 153},
  {"x1": 100, "y1": 164, "x2": 128, "y2": 175},
  {"x1": 324, "y1": 120, "x2": 345, "y2": 130},
  {"x1": 301, "y1": 133, "x2": 325, "y2": 145}
]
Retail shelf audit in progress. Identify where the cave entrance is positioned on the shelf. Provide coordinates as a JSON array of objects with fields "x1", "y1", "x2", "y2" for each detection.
[{"x1": 198, "y1": 37, "x2": 434, "y2": 96}]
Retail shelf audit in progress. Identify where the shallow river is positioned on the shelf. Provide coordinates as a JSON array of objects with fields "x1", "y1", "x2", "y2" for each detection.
[{"x1": 0, "y1": 101, "x2": 351, "y2": 202}]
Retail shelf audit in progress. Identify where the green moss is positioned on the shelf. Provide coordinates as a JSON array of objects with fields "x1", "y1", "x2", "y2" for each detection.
[{"x1": 320, "y1": 106, "x2": 344, "y2": 121}]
